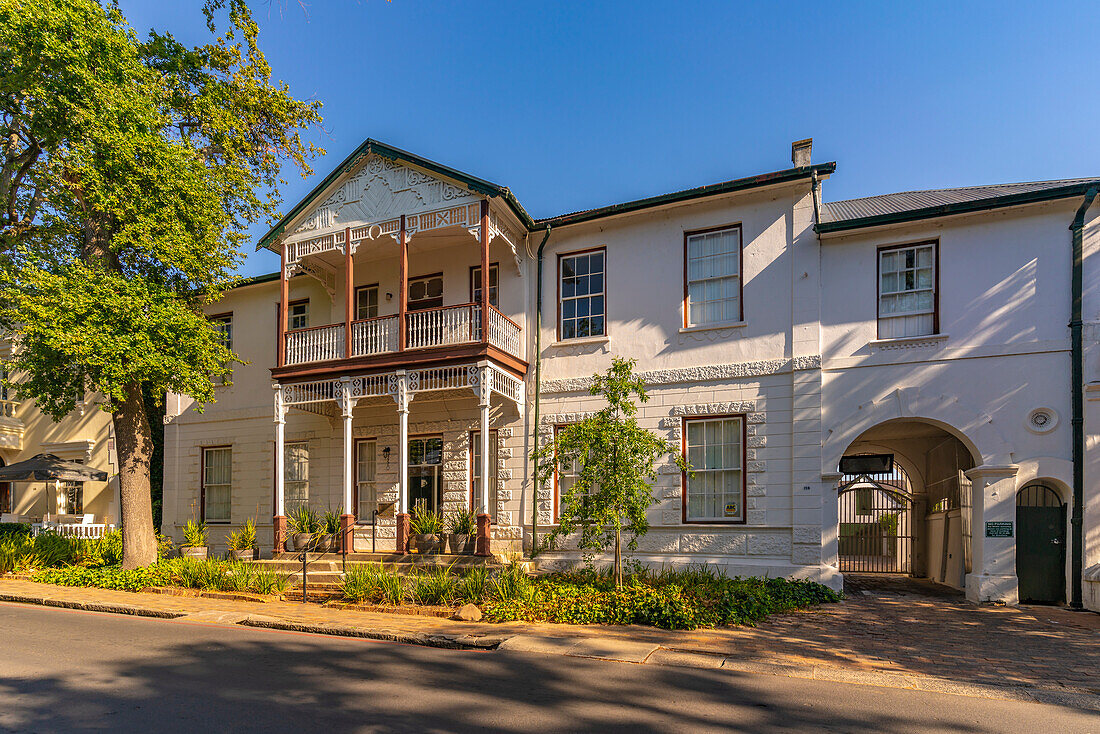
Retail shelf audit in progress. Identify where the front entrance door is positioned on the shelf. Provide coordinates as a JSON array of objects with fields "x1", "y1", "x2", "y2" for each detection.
[
  {"x1": 408, "y1": 436, "x2": 443, "y2": 513},
  {"x1": 1016, "y1": 484, "x2": 1066, "y2": 604}
]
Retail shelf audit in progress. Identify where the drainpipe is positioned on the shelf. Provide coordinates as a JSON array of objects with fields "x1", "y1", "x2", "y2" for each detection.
[
  {"x1": 530, "y1": 225, "x2": 552, "y2": 557},
  {"x1": 1069, "y1": 186, "x2": 1098, "y2": 609}
]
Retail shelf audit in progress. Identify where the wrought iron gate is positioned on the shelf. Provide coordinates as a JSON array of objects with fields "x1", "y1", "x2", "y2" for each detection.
[{"x1": 837, "y1": 462, "x2": 914, "y2": 573}]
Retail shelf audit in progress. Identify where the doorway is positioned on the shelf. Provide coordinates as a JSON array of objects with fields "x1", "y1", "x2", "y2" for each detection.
[
  {"x1": 837, "y1": 459, "x2": 914, "y2": 573},
  {"x1": 1016, "y1": 483, "x2": 1066, "y2": 604},
  {"x1": 408, "y1": 436, "x2": 443, "y2": 514}
]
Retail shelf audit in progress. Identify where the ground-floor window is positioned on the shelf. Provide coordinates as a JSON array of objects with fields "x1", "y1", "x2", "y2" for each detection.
[
  {"x1": 0, "y1": 481, "x2": 10, "y2": 514},
  {"x1": 356, "y1": 438, "x2": 377, "y2": 523},
  {"x1": 468, "y1": 431, "x2": 498, "y2": 514},
  {"x1": 552, "y1": 424, "x2": 599, "y2": 521},
  {"x1": 63, "y1": 481, "x2": 83, "y2": 515},
  {"x1": 284, "y1": 442, "x2": 309, "y2": 515},
  {"x1": 408, "y1": 436, "x2": 443, "y2": 514},
  {"x1": 682, "y1": 416, "x2": 745, "y2": 523},
  {"x1": 202, "y1": 446, "x2": 232, "y2": 523}
]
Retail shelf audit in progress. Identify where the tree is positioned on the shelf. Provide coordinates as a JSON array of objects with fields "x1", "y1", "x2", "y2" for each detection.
[
  {"x1": 535, "y1": 357, "x2": 689, "y2": 587},
  {"x1": 0, "y1": 0, "x2": 321, "y2": 567}
]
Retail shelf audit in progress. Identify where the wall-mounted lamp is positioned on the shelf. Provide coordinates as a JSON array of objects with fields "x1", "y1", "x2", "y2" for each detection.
[
  {"x1": 382, "y1": 446, "x2": 391, "y2": 465},
  {"x1": 385, "y1": 292, "x2": 393, "y2": 301}
]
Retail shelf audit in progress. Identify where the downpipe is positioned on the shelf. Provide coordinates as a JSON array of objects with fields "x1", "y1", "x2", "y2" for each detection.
[
  {"x1": 1069, "y1": 186, "x2": 1097, "y2": 609},
  {"x1": 530, "y1": 225, "x2": 551, "y2": 557}
]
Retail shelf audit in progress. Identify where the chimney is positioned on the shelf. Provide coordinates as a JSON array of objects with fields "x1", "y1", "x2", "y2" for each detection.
[{"x1": 791, "y1": 138, "x2": 812, "y2": 168}]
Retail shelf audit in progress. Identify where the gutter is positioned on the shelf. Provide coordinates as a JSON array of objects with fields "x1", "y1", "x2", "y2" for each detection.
[
  {"x1": 529, "y1": 225, "x2": 552, "y2": 557},
  {"x1": 1069, "y1": 186, "x2": 1097, "y2": 609}
]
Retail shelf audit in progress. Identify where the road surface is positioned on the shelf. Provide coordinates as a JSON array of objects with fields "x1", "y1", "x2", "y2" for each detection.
[{"x1": 0, "y1": 602, "x2": 1094, "y2": 733}]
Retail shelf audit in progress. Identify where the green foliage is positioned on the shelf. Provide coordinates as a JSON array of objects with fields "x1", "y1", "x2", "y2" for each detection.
[
  {"x1": 483, "y1": 568, "x2": 841, "y2": 629},
  {"x1": 0, "y1": 523, "x2": 32, "y2": 541},
  {"x1": 227, "y1": 518, "x2": 257, "y2": 551},
  {"x1": 411, "y1": 566, "x2": 457, "y2": 606},
  {"x1": 322, "y1": 510, "x2": 341, "y2": 535},
  {"x1": 182, "y1": 519, "x2": 207, "y2": 547},
  {"x1": 879, "y1": 512, "x2": 899, "y2": 537},
  {"x1": 534, "y1": 358, "x2": 690, "y2": 584},
  {"x1": 445, "y1": 509, "x2": 477, "y2": 535},
  {"x1": 156, "y1": 532, "x2": 174, "y2": 559},
  {"x1": 490, "y1": 561, "x2": 535, "y2": 603},
  {"x1": 409, "y1": 505, "x2": 443, "y2": 535},
  {"x1": 286, "y1": 505, "x2": 321, "y2": 535},
  {"x1": 32, "y1": 564, "x2": 177, "y2": 592},
  {"x1": 457, "y1": 566, "x2": 489, "y2": 604}
]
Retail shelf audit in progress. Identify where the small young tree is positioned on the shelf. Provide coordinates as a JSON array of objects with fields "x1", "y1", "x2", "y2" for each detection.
[{"x1": 535, "y1": 357, "x2": 689, "y2": 587}]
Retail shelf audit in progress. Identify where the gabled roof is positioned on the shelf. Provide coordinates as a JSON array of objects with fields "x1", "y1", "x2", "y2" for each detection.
[
  {"x1": 818, "y1": 178, "x2": 1100, "y2": 234},
  {"x1": 534, "y1": 162, "x2": 837, "y2": 228},
  {"x1": 256, "y1": 138, "x2": 536, "y2": 251}
]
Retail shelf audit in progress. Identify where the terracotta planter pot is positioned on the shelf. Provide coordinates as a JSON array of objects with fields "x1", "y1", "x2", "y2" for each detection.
[
  {"x1": 229, "y1": 548, "x2": 256, "y2": 561},
  {"x1": 180, "y1": 546, "x2": 207, "y2": 560},
  {"x1": 413, "y1": 533, "x2": 442, "y2": 554},
  {"x1": 447, "y1": 533, "x2": 473, "y2": 554}
]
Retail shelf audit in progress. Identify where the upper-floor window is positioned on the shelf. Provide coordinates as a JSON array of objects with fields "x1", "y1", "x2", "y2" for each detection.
[
  {"x1": 356, "y1": 285, "x2": 379, "y2": 320},
  {"x1": 685, "y1": 225, "x2": 742, "y2": 327},
  {"x1": 559, "y1": 249, "x2": 605, "y2": 340},
  {"x1": 210, "y1": 314, "x2": 232, "y2": 350},
  {"x1": 878, "y1": 241, "x2": 937, "y2": 339},
  {"x1": 408, "y1": 274, "x2": 443, "y2": 311},
  {"x1": 289, "y1": 300, "x2": 309, "y2": 330},
  {"x1": 471, "y1": 264, "x2": 499, "y2": 308}
]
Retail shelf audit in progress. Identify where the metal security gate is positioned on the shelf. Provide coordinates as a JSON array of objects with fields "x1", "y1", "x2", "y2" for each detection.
[{"x1": 838, "y1": 461, "x2": 914, "y2": 573}]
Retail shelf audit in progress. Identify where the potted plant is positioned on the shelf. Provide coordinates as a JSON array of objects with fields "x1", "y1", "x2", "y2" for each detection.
[
  {"x1": 180, "y1": 519, "x2": 208, "y2": 559},
  {"x1": 227, "y1": 518, "x2": 258, "y2": 561},
  {"x1": 319, "y1": 510, "x2": 341, "y2": 552},
  {"x1": 409, "y1": 505, "x2": 444, "y2": 554},
  {"x1": 445, "y1": 508, "x2": 477, "y2": 554},
  {"x1": 286, "y1": 505, "x2": 321, "y2": 552}
]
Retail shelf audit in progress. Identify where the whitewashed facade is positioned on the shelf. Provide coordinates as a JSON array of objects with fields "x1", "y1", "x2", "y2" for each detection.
[{"x1": 161, "y1": 138, "x2": 1100, "y2": 609}]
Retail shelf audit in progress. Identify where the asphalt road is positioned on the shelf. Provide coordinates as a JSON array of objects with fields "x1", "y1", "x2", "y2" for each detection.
[{"x1": 0, "y1": 602, "x2": 1095, "y2": 733}]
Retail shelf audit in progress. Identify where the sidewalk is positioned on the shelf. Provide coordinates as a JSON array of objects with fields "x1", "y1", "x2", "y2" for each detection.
[{"x1": 1, "y1": 577, "x2": 1098, "y2": 710}]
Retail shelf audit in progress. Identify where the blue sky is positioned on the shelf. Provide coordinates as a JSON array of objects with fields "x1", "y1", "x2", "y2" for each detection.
[{"x1": 120, "y1": 0, "x2": 1100, "y2": 277}]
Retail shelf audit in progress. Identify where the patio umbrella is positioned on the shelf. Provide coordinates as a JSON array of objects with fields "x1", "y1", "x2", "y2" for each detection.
[{"x1": 0, "y1": 454, "x2": 107, "y2": 482}]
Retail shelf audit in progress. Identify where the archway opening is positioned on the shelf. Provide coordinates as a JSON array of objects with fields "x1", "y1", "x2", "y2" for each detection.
[{"x1": 838, "y1": 419, "x2": 977, "y2": 587}]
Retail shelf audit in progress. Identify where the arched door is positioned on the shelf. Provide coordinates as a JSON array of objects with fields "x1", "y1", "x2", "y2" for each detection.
[{"x1": 1016, "y1": 484, "x2": 1066, "y2": 604}]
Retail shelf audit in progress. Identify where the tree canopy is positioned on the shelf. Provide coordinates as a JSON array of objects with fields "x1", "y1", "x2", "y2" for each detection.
[{"x1": 0, "y1": 0, "x2": 322, "y2": 566}]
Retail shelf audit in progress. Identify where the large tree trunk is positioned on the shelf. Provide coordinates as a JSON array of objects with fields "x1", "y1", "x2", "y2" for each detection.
[{"x1": 115, "y1": 380, "x2": 158, "y2": 568}]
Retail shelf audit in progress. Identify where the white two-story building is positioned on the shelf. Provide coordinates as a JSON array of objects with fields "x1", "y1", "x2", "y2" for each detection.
[{"x1": 161, "y1": 138, "x2": 1100, "y2": 610}]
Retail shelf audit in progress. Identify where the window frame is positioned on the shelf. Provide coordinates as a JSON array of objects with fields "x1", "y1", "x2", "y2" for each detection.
[
  {"x1": 470, "y1": 262, "x2": 500, "y2": 309},
  {"x1": 208, "y1": 312, "x2": 233, "y2": 350},
  {"x1": 551, "y1": 424, "x2": 598, "y2": 522},
  {"x1": 682, "y1": 223, "x2": 744, "y2": 328},
  {"x1": 556, "y1": 246, "x2": 607, "y2": 341},
  {"x1": 407, "y1": 272, "x2": 445, "y2": 310},
  {"x1": 354, "y1": 284, "x2": 380, "y2": 321},
  {"x1": 680, "y1": 414, "x2": 747, "y2": 525},
  {"x1": 875, "y1": 239, "x2": 939, "y2": 340},
  {"x1": 353, "y1": 437, "x2": 378, "y2": 524},
  {"x1": 200, "y1": 445, "x2": 233, "y2": 524},
  {"x1": 288, "y1": 299, "x2": 310, "y2": 331},
  {"x1": 468, "y1": 430, "x2": 499, "y2": 513},
  {"x1": 283, "y1": 441, "x2": 310, "y2": 515}
]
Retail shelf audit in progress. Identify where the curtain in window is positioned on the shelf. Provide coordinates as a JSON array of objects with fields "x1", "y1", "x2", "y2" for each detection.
[
  {"x1": 284, "y1": 443, "x2": 309, "y2": 514},
  {"x1": 687, "y1": 228, "x2": 740, "y2": 326},
  {"x1": 685, "y1": 418, "x2": 743, "y2": 521},
  {"x1": 203, "y1": 448, "x2": 232, "y2": 522}
]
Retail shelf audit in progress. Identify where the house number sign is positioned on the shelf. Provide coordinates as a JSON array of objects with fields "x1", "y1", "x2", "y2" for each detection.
[{"x1": 985, "y1": 521, "x2": 1013, "y2": 538}]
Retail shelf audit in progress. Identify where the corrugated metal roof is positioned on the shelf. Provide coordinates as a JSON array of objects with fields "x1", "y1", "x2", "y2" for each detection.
[{"x1": 820, "y1": 178, "x2": 1100, "y2": 225}]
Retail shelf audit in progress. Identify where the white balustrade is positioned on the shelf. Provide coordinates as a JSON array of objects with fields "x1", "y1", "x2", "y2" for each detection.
[
  {"x1": 33, "y1": 523, "x2": 115, "y2": 540},
  {"x1": 351, "y1": 316, "x2": 399, "y2": 357},
  {"x1": 486, "y1": 307, "x2": 523, "y2": 360},
  {"x1": 0, "y1": 400, "x2": 17, "y2": 418},
  {"x1": 285, "y1": 324, "x2": 346, "y2": 365},
  {"x1": 406, "y1": 304, "x2": 480, "y2": 350}
]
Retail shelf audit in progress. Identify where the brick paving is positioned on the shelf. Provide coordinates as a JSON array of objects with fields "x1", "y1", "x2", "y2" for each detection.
[{"x1": 1, "y1": 574, "x2": 1097, "y2": 695}]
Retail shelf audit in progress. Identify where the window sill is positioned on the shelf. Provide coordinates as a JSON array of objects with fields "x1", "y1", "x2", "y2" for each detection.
[
  {"x1": 869, "y1": 333, "x2": 949, "y2": 349},
  {"x1": 549, "y1": 336, "x2": 609, "y2": 348},
  {"x1": 679, "y1": 320, "x2": 747, "y2": 334}
]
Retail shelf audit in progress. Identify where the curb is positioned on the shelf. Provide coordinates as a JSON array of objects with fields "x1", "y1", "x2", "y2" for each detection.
[
  {"x1": 240, "y1": 615, "x2": 504, "y2": 650},
  {"x1": 0, "y1": 591, "x2": 183, "y2": 619}
]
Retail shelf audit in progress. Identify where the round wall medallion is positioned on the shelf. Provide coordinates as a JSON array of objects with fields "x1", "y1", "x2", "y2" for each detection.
[{"x1": 1026, "y1": 408, "x2": 1058, "y2": 434}]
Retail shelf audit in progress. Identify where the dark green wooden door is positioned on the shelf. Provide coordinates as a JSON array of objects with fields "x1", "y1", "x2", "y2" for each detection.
[{"x1": 1016, "y1": 485, "x2": 1066, "y2": 604}]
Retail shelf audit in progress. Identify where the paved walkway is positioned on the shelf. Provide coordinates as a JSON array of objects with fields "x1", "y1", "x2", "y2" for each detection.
[{"x1": 1, "y1": 574, "x2": 1098, "y2": 702}]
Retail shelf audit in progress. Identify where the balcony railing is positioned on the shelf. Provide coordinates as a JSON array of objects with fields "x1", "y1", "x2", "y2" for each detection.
[
  {"x1": 283, "y1": 303, "x2": 524, "y2": 367},
  {"x1": 0, "y1": 399, "x2": 17, "y2": 419}
]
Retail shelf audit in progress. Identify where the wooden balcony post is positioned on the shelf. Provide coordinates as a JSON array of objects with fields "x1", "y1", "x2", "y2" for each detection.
[
  {"x1": 398, "y1": 214, "x2": 407, "y2": 352},
  {"x1": 344, "y1": 226, "x2": 353, "y2": 359},
  {"x1": 480, "y1": 199, "x2": 489, "y2": 344},
  {"x1": 278, "y1": 246, "x2": 288, "y2": 368}
]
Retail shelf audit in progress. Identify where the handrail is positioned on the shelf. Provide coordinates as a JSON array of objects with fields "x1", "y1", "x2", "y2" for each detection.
[
  {"x1": 286, "y1": 322, "x2": 340, "y2": 335},
  {"x1": 488, "y1": 304, "x2": 522, "y2": 332}
]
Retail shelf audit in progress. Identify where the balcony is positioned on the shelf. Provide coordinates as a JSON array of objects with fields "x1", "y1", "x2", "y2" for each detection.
[{"x1": 281, "y1": 303, "x2": 524, "y2": 371}]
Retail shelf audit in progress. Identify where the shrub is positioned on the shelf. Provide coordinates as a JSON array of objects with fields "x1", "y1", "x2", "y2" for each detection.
[
  {"x1": 490, "y1": 562, "x2": 534, "y2": 603},
  {"x1": 0, "y1": 523, "x2": 31, "y2": 541},
  {"x1": 253, "y1": 568, "x2": 290, "y2": 595},
  {"x1": 457, "y1": 566, "x2": 488, "y2": 603},
  {"x1": 340, "y1": 563, "x2": 384, "y2": 603},
  {"x1": 182, "y1": 519, "x2": 207, "y2": 548},
  {"x1": 445, "y1": 509, "x2": 477, "y2": 536},
  {"x1": 411, "y1": 566, "x2": 457, "y2": 606},
  {"x1": 409, "y1": 505, "x2": 443, "y2": 535},
  {"x1": 287, "y1": 505, "x2": 321, "y2": 535},
  {"x1": 0, "y1": 536, "x2": 31, "y2": 573},
  {"x1": 31, "y1": 564, "x2": 175, "y2": 592},
  {"x1": 227, "y1": 519, "x2": 257, "y2": 551},
  {"x1": 31, "y1": 532, "x2": 75, "y2": 568},
  {"x1": 322, "y1": 510, "x2": 341, "y2": 535}
]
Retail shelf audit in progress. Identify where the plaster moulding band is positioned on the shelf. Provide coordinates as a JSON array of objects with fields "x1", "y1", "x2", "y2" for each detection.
[{"x1": 540, "y1": 355, "x2": 821, "y2": 394}]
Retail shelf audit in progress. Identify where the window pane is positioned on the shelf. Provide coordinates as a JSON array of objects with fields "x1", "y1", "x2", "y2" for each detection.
[{"x1": 686, "y1": 227, "x2": 740, "y2": 326}]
